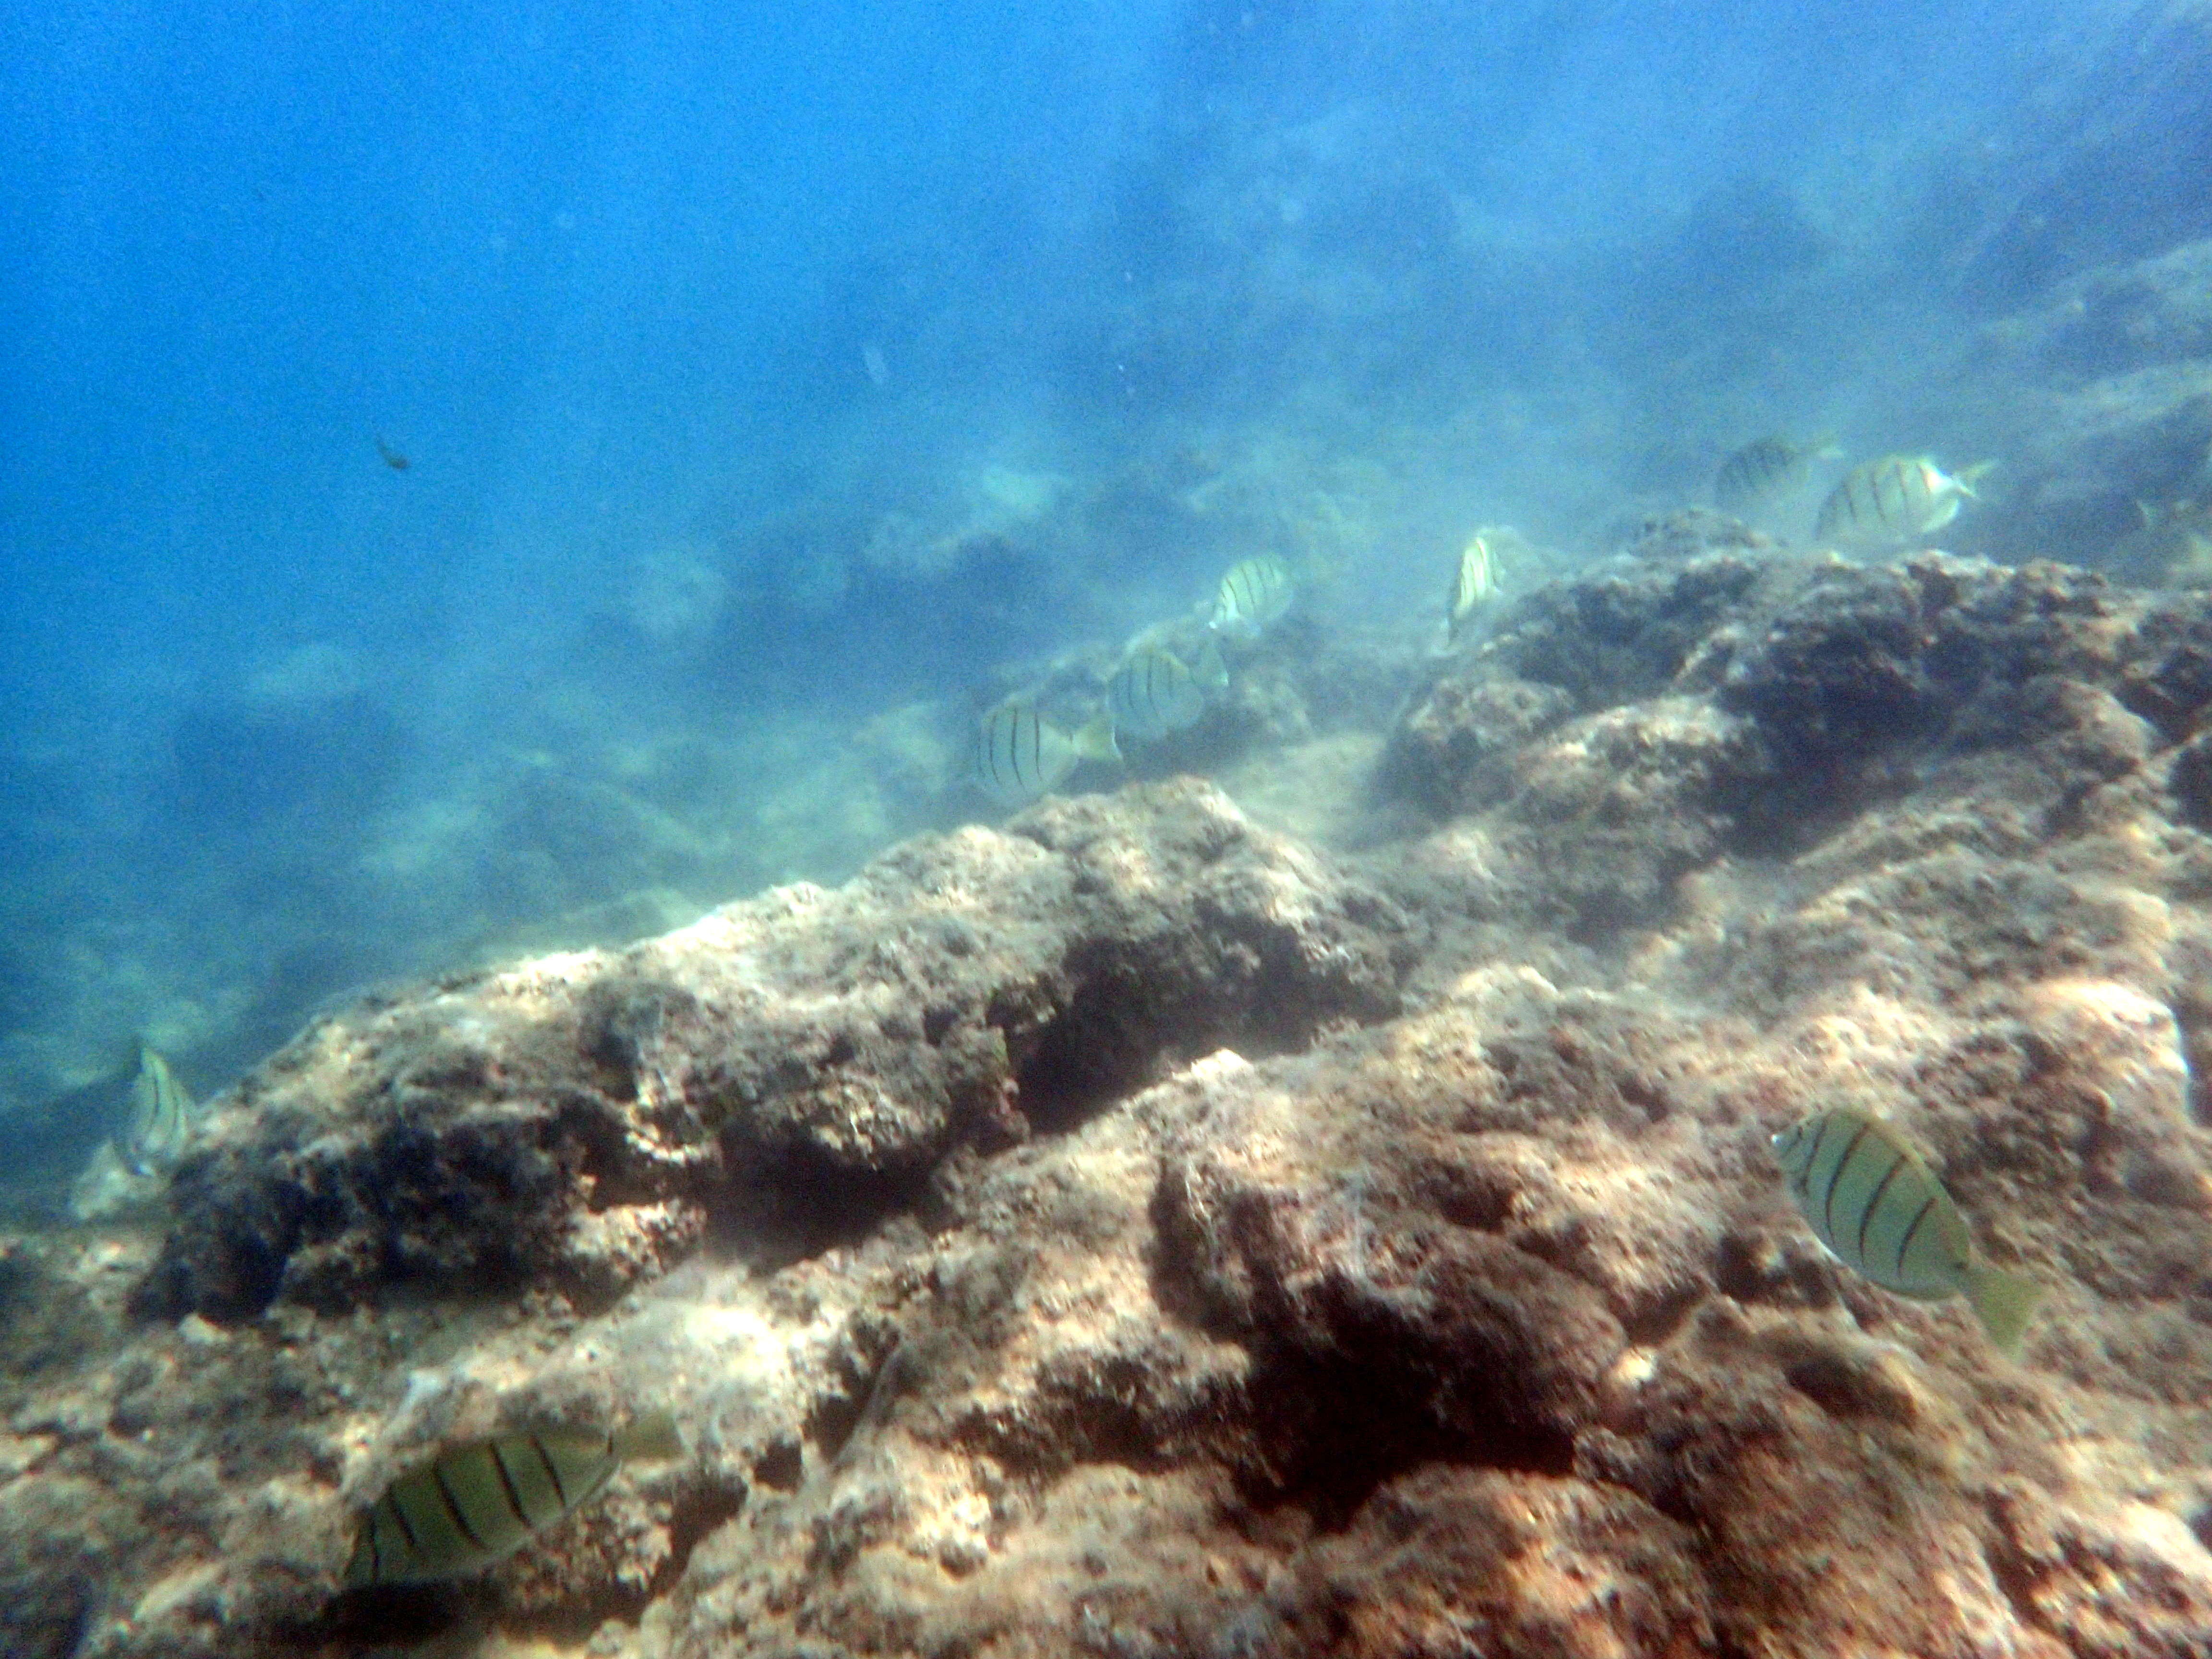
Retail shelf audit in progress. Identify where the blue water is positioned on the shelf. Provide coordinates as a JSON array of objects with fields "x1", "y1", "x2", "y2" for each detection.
[{"x1": 0, "y1": 0, "x2": 2198, "y2": 1182}]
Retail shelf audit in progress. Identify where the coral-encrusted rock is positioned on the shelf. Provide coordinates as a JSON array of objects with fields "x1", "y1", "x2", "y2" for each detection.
[
  {"x1": 137, "y1": 781, "x2": 1405, "y2": 1323},
  {"x1": 1384, "y1": 549, "x2": 2174, "y2": 939},
  {"x1": 1377, "y1": 674, "x2": 1575, "y2": 816},
  {"x1": 11, "y1": 543, "x2": 2212, "y2": 1659},
  {"x1": 1242, "y1": 1464, "x2": 1717, "y2": 1656}
]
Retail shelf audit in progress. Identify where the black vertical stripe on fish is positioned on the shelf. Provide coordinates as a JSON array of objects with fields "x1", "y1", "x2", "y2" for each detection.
[
  {"x1": 401, "y1": 1478, "x2": 462, "y2": 1561},
  {"x1": 1892, "y1": 1192, "x2": 1938, "y2": 1283},
  {"x1": 387, "y1": 1489, "x2": 424, "y2": 1554},
  {"x1": 489, "y1": 1439, "x2": 534, "y2": 1529},
  {"x1": 530, "y1": 1433, "x2": 570, "y2": 1508},
  {"x1": 990, "y1": 709, "x2": 1021, "y2": 795},
  {"x1": 432, "y1": 1462, "x2": 486, "y2": 1551},
  {"x1": 1821, "y1": 1118, "x2": 1875, "y2": 1242},
  {"x1": 1792, "y1": 1111, "x2": 1837, "y2": 1203},
  {"x1": 1855, "y1": 1148, "x2": 1906, "y2": 1265},
  {"x1": 457, "y1": 1444, "x2": 531, "y2": 1550},
  {"x1": 541, "y1": 1428, "x2": 617, "y2": 1512},
  {"x1": 509, "y1": 1431, "x2": 568, "y2": 1527}
]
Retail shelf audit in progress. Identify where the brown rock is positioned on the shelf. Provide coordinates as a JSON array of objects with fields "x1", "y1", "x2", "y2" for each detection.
[{"x1": 10, "y1": 540, "x2": 2212, "y2": 1657}]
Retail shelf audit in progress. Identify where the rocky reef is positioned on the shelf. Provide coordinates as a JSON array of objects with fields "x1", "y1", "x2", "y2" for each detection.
[{"x1": 6, "y1": 531, "x2": 2212, "y2": 1658}]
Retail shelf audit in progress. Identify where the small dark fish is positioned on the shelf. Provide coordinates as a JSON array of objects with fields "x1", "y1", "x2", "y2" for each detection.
[
  {"x1": 374, "y1": 436, "x2": 411, "y2": 472},
  {"x1": 345, "y1": 1412, "x2": 681, "y2": 1588},
  {"x1": 1770, "y1": 1106, "x2": 2044, "y2": 1354}
]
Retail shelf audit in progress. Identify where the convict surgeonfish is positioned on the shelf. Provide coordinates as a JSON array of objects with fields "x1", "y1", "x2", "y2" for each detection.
[
  {"x1": 1770, "y1": 1106, "x2": 2044, "y2": 1355},
  {"x1": 1107, "y1": 648, "x2": 1208, "y2": 741},
  {"x1": 122, "y1": 1045, "x2": 194, "y2": 1176},
  {"x1": 345, "y1": 1412, "x2": 682, "y2": 1588},
  {"x1": 1444, "y1": 534, "x2": 1501, "y2": 646},
  {"x1": 1210, "y1": 555, "x2": 1295, "y2": 636},
  {"x1": 973, "y1": 701, "x2": 1120, "y2": 807},
  {"x1": 1712, "y1": 434, "x2": 1839, "y2": 514},
  {"x1": 1814, "y1": 456, "x2": 1995, "y2": 546}
]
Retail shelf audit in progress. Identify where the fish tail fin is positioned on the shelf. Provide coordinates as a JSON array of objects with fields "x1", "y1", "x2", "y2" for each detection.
[
  {"x1": 614, "y1": 1410, "x2": 683, "y2": 1463},
  {"x1": 1957, "y1": 460, "x2": 1998, "y2": 496},
  {"x1": 1072, "y1": 712, "x2": 1121, "y2": 764},
  {"x1": 1965, "y1": 1263, "x2": 2045, "y2": 1356},
  {"x1": 1194, "y1": 636, "x2": 1229, "y2": 690}
]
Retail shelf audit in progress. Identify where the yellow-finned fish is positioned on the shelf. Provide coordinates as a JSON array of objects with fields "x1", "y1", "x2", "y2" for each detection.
[
  {"x1": 1770, "y1": 1107, "x2": 2044, "y2": 1355},
  {"x1": 1210, "y1": 555, "x2": 1295, "y2": 636},
  {"x1": 345, "y1": 1413, "x2": 682, "y2": 1588},
  {"x1": 123, "y1": 1045, "x2": 194, "y2": 1177},
  {"x1": 1107, "y1": 648, "x2": 1207, "y2": 741},
  {"x1": 973, "y1": 702, "x2": 1120, "y2": 807},
  {"x1": 1445, "y1": 534, "x2": 1500, "y2": 645},
  {"x1": 1814, "y1": 455, "x2": 1995, "y2": 545},
  {"x1": 1712, "y1": 434, "x2": 1839, "y2": 513}
]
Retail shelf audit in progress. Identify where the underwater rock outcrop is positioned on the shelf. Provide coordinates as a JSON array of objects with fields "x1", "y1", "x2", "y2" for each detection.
[
  {"x1": 6, "y1": 534, "x2": 2212, "y2": 1658},
  {"x1": 135, "y1": 781, "x2": 1406, "y2": 1325}
]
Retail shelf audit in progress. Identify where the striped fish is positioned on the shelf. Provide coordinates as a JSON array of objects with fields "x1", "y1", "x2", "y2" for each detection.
[
  {"x1": 1770, "y1": 1107, "x2": 2044, "y2": 1354},
  {"x1": 1814, "y1": 456, "x2": 1995, "y2": 546},
  {"x1": 345, "y1": 1413, "x2": 682, "y2": 1588},
  {"x1": 1445, "y1": 535, "x2": 1500, "y2": 645},
  {"x1": 1210, "y1": 556, "x2": 1295, "y2": 636},
  {"x1": 1712, "y1": 434, "x2": 1836, "y2": 513},
  {"x1": 122, "y1": 1045, "x2": 194, "y2": 1177},
  {"x1": 973, "y1": 702, "x2": 1120, "y2": 807},
  {"x1": 1107, "y1": 649, "x2": 1207, "y2": 742}
]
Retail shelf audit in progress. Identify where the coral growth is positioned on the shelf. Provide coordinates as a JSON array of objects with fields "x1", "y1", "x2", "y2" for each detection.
[{"x1": 7, "y1": 534, "x2": 2212, "y2": 1657}]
